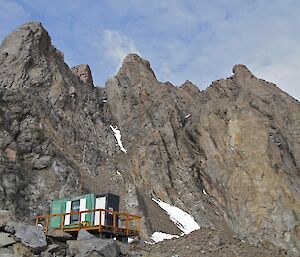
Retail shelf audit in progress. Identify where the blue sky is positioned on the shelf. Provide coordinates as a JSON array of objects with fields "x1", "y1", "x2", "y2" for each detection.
[{"x1": 1, "y1": 0, "x2": 300, "y2": 100}]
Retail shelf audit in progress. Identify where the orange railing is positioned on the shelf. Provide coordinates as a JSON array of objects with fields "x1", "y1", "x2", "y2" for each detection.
[{"x1": 35, "y1": 208, "x2": 141, "y2": 237}]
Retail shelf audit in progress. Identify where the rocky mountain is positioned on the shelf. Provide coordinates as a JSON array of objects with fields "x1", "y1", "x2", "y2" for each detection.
[{"x1": 0, "y1": 22, "x2": 300, "y2": 256}]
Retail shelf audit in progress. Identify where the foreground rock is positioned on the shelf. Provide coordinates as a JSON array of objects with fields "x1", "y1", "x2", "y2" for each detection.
[
  {"x1": 0, "y1": 210, "x2": 13, "y2": 228},
  {"x1": 76, "y1": 229, "x2": 97, "y2": 241},
  {"x1": 0, "y1": 219, "x2": 288, "y2": 257},
  {"x1": 67, "y1": 230, "x2": 120, "y2": 257},
  {"x1": 47, "y1": 229, "x2": 73, "y2": 242},
  {"x1": 0, "y1": 232, "x2": 15, "y2": 247},
  {"x1": 5, "y1": 222, "x2": 47, "y2": 254},
  {"x1": 13, "y1": 243, "x2": 34, "y2": 257}
]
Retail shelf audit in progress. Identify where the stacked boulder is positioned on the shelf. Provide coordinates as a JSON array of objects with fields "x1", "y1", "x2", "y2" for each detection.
[
  {"x1": 0, "y1": 210, "x2": 49, "y2": 256},
  {"x1": 0, "y1": 210, "x2": 135, "y2": 257},
  {"x1": 67, "y1": 230, "x2": 120, "y2": 257}
]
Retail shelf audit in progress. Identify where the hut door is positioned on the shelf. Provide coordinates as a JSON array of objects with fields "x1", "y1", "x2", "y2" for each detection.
[{"x1": 94, "y1": 197, "x2": 106, "y2": 226}]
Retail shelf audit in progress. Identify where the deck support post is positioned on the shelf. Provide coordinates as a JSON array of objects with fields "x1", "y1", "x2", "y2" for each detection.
[
  {"x1": 60, "y1": 214, "x2": 64, "y2": 230},
  {"x1": 45, "y1": 216, "x2": 49, "y2": 234},
  {"x1": 98, "y1": 210, "x2": 102, "y2": 232},
  {"x1": 78, "y1": 211, "x2": 81, "y2": 231},
  {"x1": 126, "y1": 216, "x2": 129, "y2": 236},
  {"x1": 113, "y1": 213, "x2": 117, "y2": 234}
]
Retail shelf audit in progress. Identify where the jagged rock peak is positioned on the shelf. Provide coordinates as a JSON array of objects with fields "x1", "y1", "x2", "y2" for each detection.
[
  {"x1": 232, "y1": 64, "x2": 255, "y2": 86},
  {"x1": 122, "y1": 53, "x2": 149, "y2": 66},
  {"x1": 117, "y1": 53, "x2": 157, "y2": 80},
  {"x1": 232, "y1": 64, "x2": 253, "y2": 76},
  {"x1": 71, "y1": 64, "x2": 94, "y2": 86},
  {"x1": 0, "y1": 22, "x2": 51, "y2": 57},
  {"x1": 180, "y1": 80, "x2": 200, "y2": 94}
]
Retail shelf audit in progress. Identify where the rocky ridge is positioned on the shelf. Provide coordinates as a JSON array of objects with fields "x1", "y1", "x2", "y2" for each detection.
[{"x1": 0, "y1": 22, "x2": 300, "y2": 256}]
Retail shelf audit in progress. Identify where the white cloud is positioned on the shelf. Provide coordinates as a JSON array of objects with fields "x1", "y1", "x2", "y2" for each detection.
[
  {"x1": 0, "y1": 0, "x2": 29, "y2": 39},
  {"x1": 253, "y1": 54, "x2": 300, "y2": 100},
  {"x1": 2, "y1": 0, "x2": 300, "y2": 100},
  {"x1": 137, "y1": 0, "x2": 300, "y2": 99},
  {"x1": 159, "y1": 63, "x2": 175, "y2": 83},
  {"x1": 102, "y1": 29, "x2": 139, "y2": 69},
  {"x1": 0, "y1": 0, "x2": 27, "y2": 21}
]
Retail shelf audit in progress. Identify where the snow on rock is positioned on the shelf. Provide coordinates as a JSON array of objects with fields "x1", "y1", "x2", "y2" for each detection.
[
  {"x1": 150, "y1": 232, "x2": 179, "y2": 243},
  {"x1": 152, "y1": 198, "x2": 200, "y2": 235},
  {"x1": 128, "y1": 237, "x2": 143, "y2": 244},
  {"x1": 110, "y1": 125, "x2": 127, "y2": 153}
]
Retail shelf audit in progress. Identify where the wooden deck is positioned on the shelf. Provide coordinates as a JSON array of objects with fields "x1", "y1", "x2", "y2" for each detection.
[{"x1": 35, "y1": 208, "x2": 141, "y2": 238}]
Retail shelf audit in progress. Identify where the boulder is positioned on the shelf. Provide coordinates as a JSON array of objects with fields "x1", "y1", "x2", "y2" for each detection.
[
  {"x1": 0, "y1": 232, "x2": 15, "y2": 247},
  {"x1": 45, "y1": 243, "x2": 61, "y2": 253},
  {"x1": 47, "y1": 229, "x2": 73, "y2": 242},
  {"x1": 116, "y1": 240, "x2": 129, "y2": 256},
  {"x1": 0, "y1": 246, "x2": 17, "y2": 257},
  {"x1": 40, "y1": 244, "x2": 64, "y2": 257},
  {"x1": 12, "y1": 243, "x2": 33, "y2": 257},
  {"x1": 41, "y1": 243, "x2": 66, "y2": 257},
  {"x1": 5, "y1": 222, "x2": 47, "y2": 254},
  {"x1": 0, "y1": 210, "x2": 13, "y2": 228},
  {"x1": 77, "y1": 229, "x2": 97, "y2": 241},
  {"x1": 67, "y1": 238, "x2": 120, "y2": 257},
  {"x1": 4, "y1": 222, "x2": 21, "y2": 234},
  {"x1": 0, "y1": 252, "x2": 18, "y2": 257},
  {"x1": 40, "y1": 252, "x2": 52, "y2": 257},
  {"x1": 67, "y1": 240, "x2": 80, "y2": 256}
]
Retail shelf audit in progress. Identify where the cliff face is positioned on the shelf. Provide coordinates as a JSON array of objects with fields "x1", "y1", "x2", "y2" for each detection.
[
  {"x1": 0, "y1": 22, "x2": 300, "y2": 255},
  {"x1": 105, "y1": 55, "x2": 300, "y2": 254},
  {"x1": 0, "y1": 22, "x2": 116, "y2": 217}
]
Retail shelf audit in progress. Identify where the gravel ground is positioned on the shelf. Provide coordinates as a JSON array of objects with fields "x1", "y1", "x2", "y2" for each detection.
[{"x1": 132, "y1": 228, "x2": 287, "y2": 257}]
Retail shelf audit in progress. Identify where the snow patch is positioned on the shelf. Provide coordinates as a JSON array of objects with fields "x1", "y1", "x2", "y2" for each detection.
[
  {"x1": 128, "y1": 237, "x2": 139, "y2": 244},
  {"x1": 150, "y1": 232, "x2": 179, "y2": 243},
  {"x1": 110, "y1": 125, "x2": 127, "y2": 153},
  {"x1": 152, "y1": 198, "x2": 200, "y2": 235}
]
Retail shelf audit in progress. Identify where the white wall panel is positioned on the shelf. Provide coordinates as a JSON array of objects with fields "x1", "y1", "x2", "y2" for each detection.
[
  {"x1": 94, "y1": 197, "x2": 106, "y2": 225},
  {"x1": 80, "y1": 198, "x2": 87, "y2": 221},
  {"x1": 64, "y1": 200, "x2": 71, "y2": 225}
]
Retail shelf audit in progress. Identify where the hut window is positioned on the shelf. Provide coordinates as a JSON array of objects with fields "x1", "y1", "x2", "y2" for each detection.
[{"x1": 71, "y1": 200, "x2": 80, "y2": 223}]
